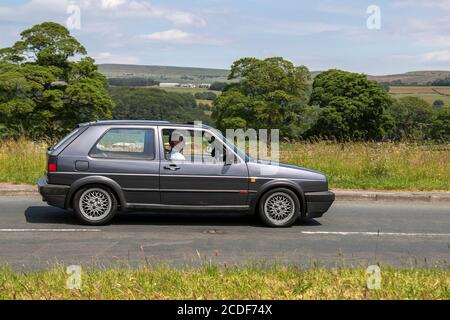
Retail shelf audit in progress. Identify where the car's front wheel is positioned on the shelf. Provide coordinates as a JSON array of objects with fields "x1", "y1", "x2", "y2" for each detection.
[
  {"x1": 258, "y1": 188, "x2": 300, "y2": 227},
  {"x1": 73, "y1": 185, "x2": 118, "y2": 225}
]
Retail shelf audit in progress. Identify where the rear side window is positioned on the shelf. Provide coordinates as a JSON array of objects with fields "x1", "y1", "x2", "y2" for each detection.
[
  {"x1": 89, "y1": 128, "x2": 155, "y2": 160},
  {"x1": 51, "y1": 127, "x2": 82, "y2": 151}
]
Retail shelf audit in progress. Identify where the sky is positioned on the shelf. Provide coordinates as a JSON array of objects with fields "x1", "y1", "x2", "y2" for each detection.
[{"x1": 0, "y1": 0, "x2": 449, "y2": 75}]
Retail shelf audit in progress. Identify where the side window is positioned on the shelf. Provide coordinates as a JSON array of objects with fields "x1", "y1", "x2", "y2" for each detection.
[
  {"x1": 90, "y1": 128, "x2": 155, "y2": 160},
  {"x1": 162, "y1": 129, "x2": 228, "y2": 163}
]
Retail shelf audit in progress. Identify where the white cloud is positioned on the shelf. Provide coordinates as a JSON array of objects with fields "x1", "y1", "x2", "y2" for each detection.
[
  {"x1": 422, "y1": 50, "x2": 450, "y2": 62},
  {"x1": 138, "y1": 29, "x2": 227, "y2": 45},
  {"x1": 404, "y1": 16, "x2": 450, "y2": 47},
  {"x1": 254, "y1": 19, "x2": 354, "y2": 36},
  {"x1": 141, "y1": 29, "x2": 191, "y2": 42},
  {"x1": 392, "y1": 0, "x2": 450, "y2": 10},
  {"x1": 93, "y1": 52, "x2": 139, "y2": 64},
  {"x1": 0, "y1": 0, "x2": 206, "y2": 27},
  {"x1": 101, "y1": 0, "x2": 127, "y2": 9},
  {"x1": 316, "y1": 3, "x2": 362, "y2": 16}
]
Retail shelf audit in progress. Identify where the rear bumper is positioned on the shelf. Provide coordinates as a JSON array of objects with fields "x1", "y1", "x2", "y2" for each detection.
[
  {"x1": 305, "y1": 191, "x2": 335, "y2": 218},
  {"x1": 38, "y1": 177, "x2": 70, "y2": 209}
]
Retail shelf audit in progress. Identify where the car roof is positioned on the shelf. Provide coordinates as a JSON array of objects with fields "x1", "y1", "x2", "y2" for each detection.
[{"x1": 78, "y1": 120, "x2": 212, "y2": 129}]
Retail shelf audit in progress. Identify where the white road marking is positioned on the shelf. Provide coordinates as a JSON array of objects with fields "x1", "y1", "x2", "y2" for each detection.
[
  {"x1": 0, "y1": 228, "x2": 101, "y2": 232},
  {"x1": 301, "y1": 231, "x2": 450, "y2": 237}
]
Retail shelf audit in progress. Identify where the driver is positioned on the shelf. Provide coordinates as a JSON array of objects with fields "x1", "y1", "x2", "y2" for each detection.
[{"x1": 169, "y1": 131, "x2": 186, "y2": 161}]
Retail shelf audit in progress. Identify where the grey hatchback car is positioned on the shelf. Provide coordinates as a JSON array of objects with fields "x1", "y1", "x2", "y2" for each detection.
[{"x1": 38, "y1": 120, "x2": 334, "y2": 227}]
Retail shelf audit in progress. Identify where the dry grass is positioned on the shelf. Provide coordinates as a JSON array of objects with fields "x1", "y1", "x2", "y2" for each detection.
[
  {"x1": 280, "y1": 141, "x2": 450, "y2": 191},
  {"x1": 0, "y1": 265, "x2": 448, "y2": 300},
  {"x1": 0, "y1": 139, "x2": 47, "y2": 185}
]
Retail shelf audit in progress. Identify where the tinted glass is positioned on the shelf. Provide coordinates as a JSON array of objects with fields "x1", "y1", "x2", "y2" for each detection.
[
  {"x1": 90, "y1": 128, "x2": 155, "y2": 160},
  {"x1": 51, "y1": 127, "x2": 82, "y2": 151}
]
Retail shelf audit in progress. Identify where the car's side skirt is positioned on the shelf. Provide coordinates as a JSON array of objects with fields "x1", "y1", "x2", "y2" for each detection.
[{"x1": 125, "y1": 203, "x2": 250, "y2": 211}]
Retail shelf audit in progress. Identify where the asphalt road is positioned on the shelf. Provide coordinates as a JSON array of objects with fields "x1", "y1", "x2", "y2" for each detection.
[{"x1": 0, "y1": 196, "x2": 449, "y2": 269}]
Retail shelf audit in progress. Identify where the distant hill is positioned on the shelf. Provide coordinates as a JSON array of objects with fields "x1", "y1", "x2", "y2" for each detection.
[
  {"x1": 98, "y1": 64, "x2": 230, "y2": 84},
  {"x1": 367, "y1": 71, "x2": 450, "y2": 85},
  {"x1": 98, "y1": 64, "x2": 450, "y2": 86}
]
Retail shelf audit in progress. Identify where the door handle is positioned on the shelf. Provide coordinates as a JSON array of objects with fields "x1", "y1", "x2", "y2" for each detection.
[{"x1": 164, "y1": 165, "x2": 180, "y2": 171}]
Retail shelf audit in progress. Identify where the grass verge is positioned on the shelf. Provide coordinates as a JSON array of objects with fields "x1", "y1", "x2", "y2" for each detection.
[
  {"x1": 0, "y1": 265, "x2": 448, "y2": 300},
  {"x1": 0, "y1": 139, "x2": 47, "y2": 185},
  {"x1": 280, "y1": 141, "x2": 450, "y2": 191},
  {"x1": 1, "y1": 139, "x2": 450, "y2": 191}
]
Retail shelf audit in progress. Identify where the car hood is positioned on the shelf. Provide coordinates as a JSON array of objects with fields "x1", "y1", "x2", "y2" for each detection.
[{"x1": 249, "y1": 159, "x2": 327, "y2": 181}]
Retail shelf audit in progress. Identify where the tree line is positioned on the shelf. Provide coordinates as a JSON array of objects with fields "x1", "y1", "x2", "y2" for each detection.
[
  {"x1": 0, "y1": 22, "x2": 448, "y2": 142},
  {"x1": 108, "y1": 77, "x2": 160, "y2": 87},
  {"x1": 382, "y1": 77, "x2": 450, "y2": 87},
  {"x1": 213, "y1": 58, "x2": 450, "y2": 141},
  {"x1": 110, "y1": 87, "x2": 210, "y2": 124}
]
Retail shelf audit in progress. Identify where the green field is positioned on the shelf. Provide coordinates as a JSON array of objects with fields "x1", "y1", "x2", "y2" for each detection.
[
  {"x1": 391, "y1": 93, "x2": 450, "y2": 107},
  {"x1": 0, "y1": 265, "x2": 448, "y2": 300},
  {"x1": 159, "y1": 87, "x2": 221, "y2": 95},
  {"x1": 1, "y1": 140, "x2": 449, "y2": 191},
  {"x1": 389, "y1": 86, "x2": 450, "y2": 107}
]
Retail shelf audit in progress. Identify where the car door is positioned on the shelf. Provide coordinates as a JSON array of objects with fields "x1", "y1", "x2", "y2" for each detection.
[
  {"x1": 159, "y1": 127, "x2": 249, "y2": 207},
  {"x1": 86, "y1": 126, "x2": 160, "y2": 205}
]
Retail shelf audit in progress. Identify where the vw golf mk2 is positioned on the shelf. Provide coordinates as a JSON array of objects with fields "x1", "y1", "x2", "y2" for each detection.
[{"x1": 38, "y1": 121, "x2": 334, "y2": 227}]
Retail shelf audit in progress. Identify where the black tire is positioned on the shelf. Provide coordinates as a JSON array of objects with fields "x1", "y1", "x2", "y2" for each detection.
[
  {"x1": 73, "y1": 185, "x2": 118, "y2": 225},
  {"x1": 258, "y1": 188, "x2": 300, "y2": 227}
]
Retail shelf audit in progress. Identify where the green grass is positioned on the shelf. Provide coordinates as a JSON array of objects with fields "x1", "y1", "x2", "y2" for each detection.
[
  {"x1": 1, "y1": 140, "x2": 449, "y2": 191},
  {"x1": 0, "y1": 265, "x2": 448, "y2": 300},
  {"x1": 391, "y1": 93, "x2": 450, "y2": 107},
  {"x1": 280, "y1": 141, "x2": 450, "y2": 191},
  {"x1": 389, "y1": 86, "x2": 450, "y2": 107}
]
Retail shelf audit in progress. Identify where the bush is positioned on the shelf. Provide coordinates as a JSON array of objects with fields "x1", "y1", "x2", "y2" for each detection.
[
  {"x1": 194, "y1": 91, "x2": 217, "y2": 100},
  {"x1": 209, "y1": 81, "x2": 227, "y2": 91}
]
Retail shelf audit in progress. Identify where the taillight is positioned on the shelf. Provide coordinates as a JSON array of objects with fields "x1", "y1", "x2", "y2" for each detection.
[{"x1": 48, "y1": 163, "x2": 57, "y2": 173}]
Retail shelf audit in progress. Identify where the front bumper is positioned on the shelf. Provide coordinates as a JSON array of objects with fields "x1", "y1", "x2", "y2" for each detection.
[
  {"x1": 305, "y1": 191, "x2": 335, "y2": 218},
  {"x1": 38, "y1": 177, "x2": 70, "y2": 209}
]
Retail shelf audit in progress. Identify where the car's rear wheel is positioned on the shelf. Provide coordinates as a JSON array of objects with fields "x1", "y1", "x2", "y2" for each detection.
[
  {"x1": 258, "y1": 188, "x2": 300, "y2": 227},
  {"x1": 73, "y1": 185, "x2": 117, "y2": 225}
]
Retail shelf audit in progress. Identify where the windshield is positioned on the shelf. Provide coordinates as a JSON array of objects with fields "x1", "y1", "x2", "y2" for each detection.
[{"x1": 209, "y1": 127, "x2": 251, "y2": 162}]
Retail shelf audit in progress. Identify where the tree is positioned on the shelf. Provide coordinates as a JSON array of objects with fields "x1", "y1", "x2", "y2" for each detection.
[
  {"x1": 431, "y1": 106, "x2": 450, "y2": 140},
  {"x1": 110, "y1": 87, "x2": 210, "y2": 124},
  {"x1": 194, "y1": 91, "x2": 217, "y2": 100},
  {"x1": 388, "y1": 96, "x2": 435, "y2": 139},
  {"x1": 209, "y1": 82, "x2": 227, "y2": 91},
  {"x1": 308, "y1": 69, "x2": 393, "y2": 140},
  {"x1": 212, "y1": 57, "x2": 312, "y2": 138},
  {"x1": 431, "y1": 77, "x2": 450, "y2": 86},
  {"x1": 0, "y1": 22, "x2": 114, "y2": 140},
  {"x1": 108, "y1": 78, "x2": 159, "y2": 87},
  {"x1": 433, "y1": 99, "x2": 445, "y2": 110}
]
